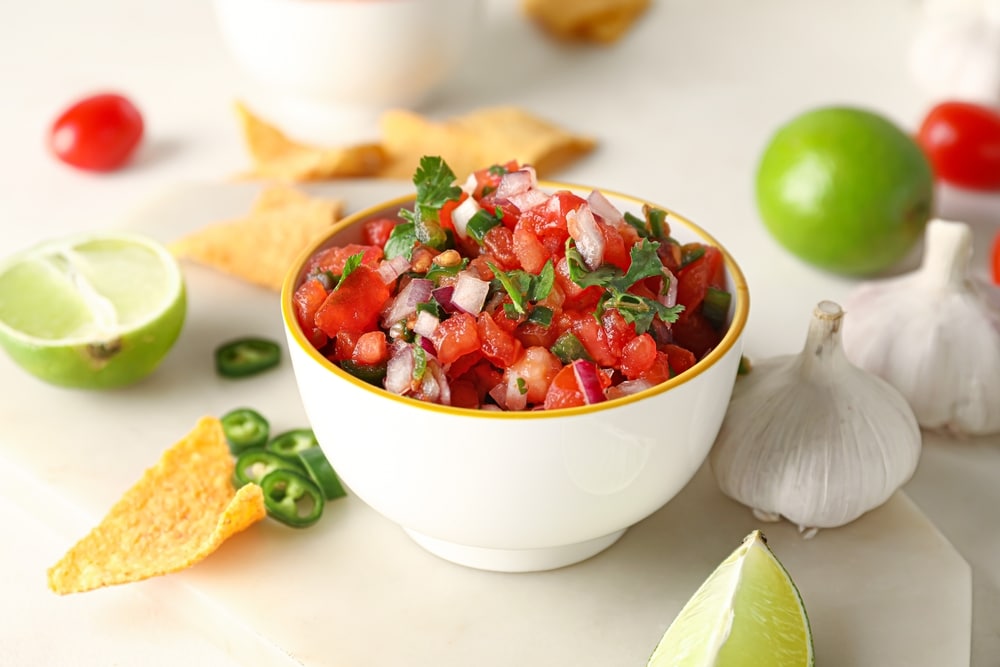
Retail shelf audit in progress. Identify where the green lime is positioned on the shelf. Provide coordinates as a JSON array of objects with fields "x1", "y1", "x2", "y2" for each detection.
[
  {"x1": 646, "y1": 530, "x2": 813, "y2": 666},
  {"x1": 0, "y1": 231, "x2": 186, "y2": 389},
  {"x1": 756, "y1": 106, "x2": 933, "y2": 276}
]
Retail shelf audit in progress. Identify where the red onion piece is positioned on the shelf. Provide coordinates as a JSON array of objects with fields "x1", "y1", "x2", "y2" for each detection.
[
  {"x1": 587, "y1": 190, "x2": 624, "y2": 227},
  {"x1": 566, "y1": 205, "x2": 606, "y2": 270},
  {"x1": 417, "y1": 334, "x2": 437, "y2": 358},
  {"x1": 432, "y1": 285, "x2": 459, "y2": 314},
  {"x1": 451, "y1": 197, "x2": 481, "y2": 240},
  {"x1": 496, "y1": 168, "x2": 537, "y2": 199},
  {"x1": 508, "y1": 188, "x2": 548, "y2": 212},
  {"x1": 605, "y1": 378, "x2": 655, "y2": 401},
  {"x1": 450, "y1": 272, "x2": 490, "y2": 314},
  {"x1": 385, "y1": 343, "x2": 414, "y2": 395},
  {"x1": 413, "y1": 310, "x2": 440, "y2": 338},
  {"x1": 572, "y1": 359, "x2": 607, "y2": 404},
  {"x1": 488, "y1": 382, "x2": 508, "y2": 410},
  {"x1": 427, "y1": 360, "x2": 451, "y2": 406},
  {"x1": 504, "y1": 373, "x2": 529, "y2": 411},
  {"x1": 376, "y1": 255, "x2": 412, "y2": 284},
  {"x1": 660, "y1": 268, "x2": 678, "y2": 309},
  {"x1": 382, "y1": 278, "x2": 433, "y2": 327}
]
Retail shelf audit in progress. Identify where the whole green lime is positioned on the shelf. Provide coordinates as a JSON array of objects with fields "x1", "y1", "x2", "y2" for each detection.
[{"x1": 755, "y1": 106, "x2": 934, "y2": 276}]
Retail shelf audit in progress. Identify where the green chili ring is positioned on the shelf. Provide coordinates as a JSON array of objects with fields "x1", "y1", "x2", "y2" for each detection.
[
  {"x1": 233, "y1": 447, "x2": 303, "y2": 488},
  {"x1": 215, "y1": 337, "x2": 281, "y2": 378},
  {"x1": 220, "y1": 407, "x2": 270, "y2": 453},
  {"x1": 259, "y1": 468, "x2": 325, "y2": 528},
  {"x1": 266, "y1": 428, "x2": 319, "y2": 460},
  {"x1": 297, "y1": 447, "x2": 347, "y2": 500}
]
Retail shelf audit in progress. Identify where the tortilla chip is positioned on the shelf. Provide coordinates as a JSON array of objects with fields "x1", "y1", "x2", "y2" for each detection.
[
  {"x1": 170, "y1": 184, "x2": 343, "y2": 291},
  {"x1": 236, "y1": 101, "x2": 386, "y2": 181},
  {"x1": 48, "y1": 417, "x2": 266, "y2": 595},
  {"x1": 378, "y1": 106, "x2": 596, "y2": 180},
  {"x1": 522, "y1": 0, "x2": 651, "y2": 44}
]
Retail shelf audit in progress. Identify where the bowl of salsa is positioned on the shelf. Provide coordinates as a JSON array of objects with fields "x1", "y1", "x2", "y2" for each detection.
[{"x1": 281, "y1": 157, "x2": 749, "y2": 572}]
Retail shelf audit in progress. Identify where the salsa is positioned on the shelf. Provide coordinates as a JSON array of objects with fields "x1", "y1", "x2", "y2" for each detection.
[{"x1": 292, "y1": 156, "x2": 730, "y2": 411}]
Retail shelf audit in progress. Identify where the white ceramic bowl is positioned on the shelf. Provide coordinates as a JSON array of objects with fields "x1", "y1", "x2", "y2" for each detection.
[
  {"x1": 281, "y1": 186, "x2": 749, "y2": 572},
  {"x1": 212, "y1": 0, "x2": 480, "y2": 140}
]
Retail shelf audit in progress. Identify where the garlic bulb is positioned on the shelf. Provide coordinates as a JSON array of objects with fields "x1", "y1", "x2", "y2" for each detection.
[
  {"x1": 843, "y1": 218, "x2": 1000, "y2": 436},
  {"x1": 710, "y1": 301, "x2": 921, "y2": 536},
  {"x1": 909, "y1": 0, "x2": 1000, "y2": 105}
]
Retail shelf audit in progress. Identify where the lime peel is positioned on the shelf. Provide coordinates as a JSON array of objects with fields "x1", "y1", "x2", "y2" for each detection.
[{"x1": 646, "y1": 530, "x2": 814, "y2": 667}]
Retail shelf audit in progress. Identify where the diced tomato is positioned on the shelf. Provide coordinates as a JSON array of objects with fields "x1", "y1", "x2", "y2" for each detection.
[
  {"x1": 448, "y1": 350, "x2": 484, "y2": 378},
  {"x1": 448, "y1": 379, "x2": 480, "y2": 409},
  {"x1": 519, "y1": 190, "x2": 586, "y2": 247},
  {"x1": 564, "y1": 309, "x2": 617, "y2": 367},
  {"x1": 620, "y1": 333, "x2": 657, "y2": 380},
  {"x1": 671, "y1": 310, "x2": 722, "y2": 359},
  {"x1": 554, "y1": 256, "x2": 602, "y2": 310},
  {"x1": 352, "y1": 330, "x2": 388, "y2": 365},
  {"x1": 331, "y1": 330, "x2": 360, "y2": 362},
  {"x1": 314, "y1": 265, "x2": 392, "y2": 336},
  {"x1": 512, "y1": 225, "x2": 551, "y2": 274},
  {"x1": 676, "y1": 246, "x2": 724, "y2": 312},
  {"x1": 461, "y1": 359, "x2": 504, "y2": 403},
  {"x1": 543, "y1": 363, "x2": 585, "y2": 410},
  {"x1": 430, "y1": 312, "x2": 481, "y2": 364},
  {"x1": 637, "y1": 351, "x2": 672, "y2": 384},
  {"x1": 599, "y1": 220, "x2": 630, "y2": 270},
  {"x1": 600, "y1": 309, "x2": 636, "y2": 360},
  {"x1": 293, "y1": 277, "x2": 330, "y2": 348},
  {"x1": 478, "y1": 311, "x2": 523, "y2": 368},
  {"x1": 471, "y1": 160, "x2": 520, "y2": 198},
  {"x1": 438, "y1": 193, "x2": 468, "y2": 233},
  {"x1": 307, "y1": 243, "x2": 384, "y2": 277},
  {"x1": 482, "y1": 226, "x2": 520, "y2": 270},
  {"x1": 506, "y1": 346, "x2": 561, "y2": 405},
  {"x1": 664, "y1": 343, "x2": 697, "y2": 376},
  {"x1": 516, "y1": 319, "x2": 559, "y2": 349},
  {"x1": 361, "y1": 218, "x2": 397, "y2": 249}
]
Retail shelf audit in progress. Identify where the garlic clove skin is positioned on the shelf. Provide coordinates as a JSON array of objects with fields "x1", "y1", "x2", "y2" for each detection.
[
  {"x1": 843, "y1": 219, "x2": 1000, "y2": 436},
  {"x1": 710, "y1": 301, "x2": 922, "y2": 533}
]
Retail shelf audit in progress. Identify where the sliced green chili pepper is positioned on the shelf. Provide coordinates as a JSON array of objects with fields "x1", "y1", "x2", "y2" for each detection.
[
  {"x1": 297, "y1": 447, "x2": 347, "y2": 500},
  {"x1": 339, "y1": 359, "x2": 388, "y2": 386},
  {"x1": 215, "y1": 337, "x2": 281, "y2": 378},
  {"x1": 220, "y1": 408, "x2": 270, "y2": 454},
  {"x1": 260, "y1": 468, "x2": 325, "y2": 528},
  {"x1": 233, "y1": 447, "x2": 303, "y2": 488},
  {"x1": 549, "y1": 331, "x2": 592, "y2": 364},
  {"x1": 266, "y1": 428, "x2": 319, "y2": 460},
  {"x1": 702, "y1": 286, "x2": 732, "y2": 330}
]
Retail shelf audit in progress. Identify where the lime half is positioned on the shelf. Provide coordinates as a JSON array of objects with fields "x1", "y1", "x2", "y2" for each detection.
[
  {"x1": 0, "y1": 232, "x2": 186, "y2": 389},
  {"x1": 647, "y1": 530, "x2": 813, "y2": 667}
]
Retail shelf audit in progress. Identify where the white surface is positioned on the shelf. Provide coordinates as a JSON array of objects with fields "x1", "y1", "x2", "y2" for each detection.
[{"x1": 0, "y1": 0, "x2": 994, "y2": 664}]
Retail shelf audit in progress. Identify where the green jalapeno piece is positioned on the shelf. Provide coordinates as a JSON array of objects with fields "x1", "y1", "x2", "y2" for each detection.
[
  {"x1": 233, "y1": 447, "x2": 303, "y2": 488},
  {"x1": 339, "y1": 359, "x2": 387, "y2": 386},
  {"x1": 266, "y1": 428, "x2": 319, "y2": 460},
  {"x1": 297, "y1": 447, "x2": 347, "y2": 500},
  {"x1": 220, "y1": 408, "x2": 270, "y2": 453},
  {"x1": 215, "y1": 337, "x2": 281, "y2": 378},
  {"x1": 259, "y1": 468, "x2": 324, "y2": 528}
]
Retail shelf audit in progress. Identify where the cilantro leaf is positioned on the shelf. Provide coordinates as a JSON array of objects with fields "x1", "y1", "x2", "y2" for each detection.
[
  {"x1": 384, "y1": 222, "x2": 417, "y2": 260},
  {"x1": 334, "y1": 252, "x2": 365, "y2": 291},
  {"x1": 489, "y1": 260, "x2": 555, "y2": 317},
  {"x1": 399, "y1": 156, "x2": 462, "y2": 250}
]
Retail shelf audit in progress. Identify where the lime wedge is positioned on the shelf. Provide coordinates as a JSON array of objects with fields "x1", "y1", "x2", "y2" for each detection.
[
  {"x1": 647, "y1": 530, "x2": 813, "y2": 667},
  {"x1": 0, "y1": 232, "x2": 186, "y2": 389}
]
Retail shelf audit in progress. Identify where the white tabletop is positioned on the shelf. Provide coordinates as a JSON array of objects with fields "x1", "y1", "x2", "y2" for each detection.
[{"x1": 1, "y1": 0, "x2": 996, "y2": 664}]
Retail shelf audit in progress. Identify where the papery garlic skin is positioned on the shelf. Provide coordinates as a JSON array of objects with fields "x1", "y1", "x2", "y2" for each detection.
[
  {"x1": 843, "y1": 219, "x2": 1000, "y2": 436},
  {"x1": 909, "y1": 0, "x2": 1000, "y2": 106},
  {"x1": 710, "y1": 301, "x2": 921, "y2": 533}
]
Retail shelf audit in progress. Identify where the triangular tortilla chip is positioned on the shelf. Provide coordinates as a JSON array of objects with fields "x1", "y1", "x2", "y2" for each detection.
[
  {"x1": 48, "y1": 417, "x2": 266, "y2": 595},
  {"x1": 378, "y1": 106, "x2": 596, "y2": 180},
  {"x1": 236, "y1": 101, "x2": 387, "y2": 181},
  {"x1": 171, "y1": 184, "x2": 343, "y2": 291},
  {"x1": 522, "y1": 0, "x2": 651, "y2": 44}
]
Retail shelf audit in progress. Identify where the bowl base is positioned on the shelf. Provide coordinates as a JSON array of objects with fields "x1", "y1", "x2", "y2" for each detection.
[{"x1": 403, "y1": 528, "x2": 627, "y2": 573}]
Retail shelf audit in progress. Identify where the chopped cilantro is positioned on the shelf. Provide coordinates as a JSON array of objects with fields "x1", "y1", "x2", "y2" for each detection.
[
  {"x1": 334, "y1": 252, "x2": 364, "y2": 291},
  {"x1": 424, "y1": 257, "x2": 469, "y2": 284},
  {"x1": 384, "y1": 222, "x2": 417, "y2": 260},
  {"x1": 489, "y1": 260, "x2": 555, "y2": 317},
  {"x1": 623, "y1": 205, "x2": 670, "y2": 240},
  {"x1": 399, "y1": 156, "x2": 461, "y2": 250},
  {"x1": 565, "y1": 239, "x2": 684, "y2": 333},
  {"x1": 515, "y1": 377, "x2": 527, "y2": 395},
  {"x1": 415, "y1": 300, "x2": 443, "y2": 318},
  {"x1": 488, "y1": 164, "x2": 509, "y2": 176},
  {"x1": 412, "y1": 342, "x2": 427, "y2": 381}
]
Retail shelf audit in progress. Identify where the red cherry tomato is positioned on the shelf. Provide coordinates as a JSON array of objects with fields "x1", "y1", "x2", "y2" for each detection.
[
  {"x1": 916, "y1": 101, "x2": 1000, "y2": 191},
  {"x1": 48, "y1": 93, "x2": 144, "y2": 171},
  {"x1": 992, "y1": 230, "x2": 1000, "y2": 285}
]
